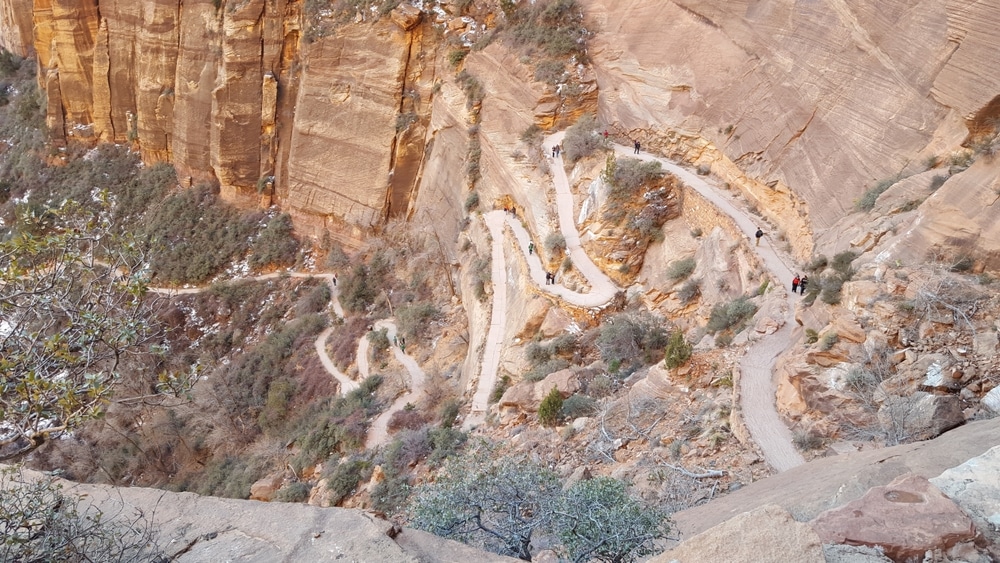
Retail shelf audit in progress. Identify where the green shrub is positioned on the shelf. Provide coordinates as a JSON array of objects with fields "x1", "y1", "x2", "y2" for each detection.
[
  {"x1": 448, "y1": 49, "x2": 468, "y2": 67},
  {"x1": 538, "y1": 388, "x2": 564, "y2": 426},
  {"x1": 324, "y1": 458, "x2": 372, "y2": 505},
  {"x1": 804, "y1": 328, "x2": 819, "y2": 344},
  {"x1": 714, "y1": 332, "x2": 733, "y2": 348},
  {"x1": 806, "y1": 255, "x2": 828, "y2": 272},
  {"x1": 950, "y1": 256, "x2": 974, "y2": 272},
  {"x1": 367, "y1": 327, "x2": 391, "y2": 365},
  {"x1": 438, "y1": 400, "x2": 461, "y2": 429},
  {"x1": 819, "y1": 275, "x2": 844, "y2": 305},
  {"x1": 545, "y1": 232, "x2": 567, "y2": 255},
  {"x1": 471, "y1": 255, "x2": 491, "y2": 302},
  {"x1": 666, "y1": 257, "x2": 696, "y2": 281},
  {"x1": 677, "y1": 279, "x2": 701, "y2": 304},
  {"x1": 370, "y1": 474, "x2": 411, "y2": 515},
  {"x1": 855, "y1": 176, "x2": 900, "y2": 211},
  {"x1": 456, "y1": 70, "x2": 485, "y2": 109},
  {"x1": 274, "y1": 481, "x2": 312, "y2": 503},
  {"x1": 793, "y1": 429, "x2": 825, "y2": 451},
  {"x1": 533, "y1": 59, "x2": 567, "y2": 85},
  {"x1": 663, "y1": 330, "x2": 692, "y2": 369},
  {"x1": 929, "y1": 174, "x2": 947, "y2": 191},
  {"x1": 144, "y1": 184, "x2": 259, "y2": 284},
  {"x1": 505, "y1": 0, "x2": 589, "y2": 59},
  {"x1": 489, "y1": 375, "x2": 511, "y2": 403},
  {"x1": 427, "y1": 427, "x2": 468, "y2": 466},
  {"x1": 526, "y1": 341, "x2": 553, "y2": 365},
  {"x1": 520, "y1": 124, "x2": 542, "y2": 144},
  {"x1": 830, "y1": 251, "x2": 858, "y2": 277},
  {"x1": 295, "y1": 282, "x2": 331, "y2": 316},
  {"x1": 340, "y1": 252, "x2": 390, "y2": 313},
  {"x1": 596, "y1": 311, "x2": 668, "y2": 367},
  {"x1": 464, "y1": 191, "x2": 480, "y2": 213},
  {"x1": 818, "y1": 331, "x2": 839, "y2": 351},
  {"x1": 561, "y1": 394, "x2": 596, "y2": 419},
  {"x1": 562, "y1": 114, "x2": 602, "y2": 163},
  {"x1": 706, "y1": 296, "x2": 757, "y2": 334},
  {"x1": 610, "y1": 158, "x2": 663, "y2": 200},
  {"x1": 396, "y1": 301, "x2": 440, "y2": 342}
]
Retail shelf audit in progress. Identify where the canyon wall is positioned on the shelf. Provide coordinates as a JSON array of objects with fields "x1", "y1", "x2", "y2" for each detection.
[
  {"x1": 583, "y1": 0, "x2": 1000, "y2": 263},
  {"x1": 5, "y1": 0, "x2": 1000, "y2": 265}
]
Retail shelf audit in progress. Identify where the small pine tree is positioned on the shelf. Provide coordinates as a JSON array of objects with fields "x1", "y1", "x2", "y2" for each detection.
[
  {"x1": 663, "y1": 330, "x2": 692, "y2": 370},
  {"x1": 538, "y1": 387, "x2": 564, "y2": 427}
]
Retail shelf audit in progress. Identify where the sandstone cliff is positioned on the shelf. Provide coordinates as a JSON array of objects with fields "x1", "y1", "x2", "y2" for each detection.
[{"x1": 10, "y1": 0, "x2": 1000, "y2": 267}]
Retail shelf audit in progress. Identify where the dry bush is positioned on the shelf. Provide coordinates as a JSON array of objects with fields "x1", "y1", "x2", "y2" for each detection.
[{"x1": 329, "y1": 316, "x2": 373, "y2": 371}]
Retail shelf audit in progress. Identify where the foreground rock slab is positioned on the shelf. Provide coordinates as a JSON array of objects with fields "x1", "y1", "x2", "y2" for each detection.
[
  {"x1": 57, "y1": 476, "x2": 517, "y2": 562},
  {"x1": 930, "y1": 444, "x2": 1000, "y2": 555},
  {"x1": 651, "y1": 504, "x2": 824, "y2": 563},
  {"x1": 810, "y1": 474, "x2": 976, "y2": 561}
]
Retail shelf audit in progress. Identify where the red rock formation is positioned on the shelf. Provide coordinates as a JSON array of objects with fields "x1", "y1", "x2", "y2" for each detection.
[{"x1": 811, "y1": 473, "x2": 976, "y2": 561}]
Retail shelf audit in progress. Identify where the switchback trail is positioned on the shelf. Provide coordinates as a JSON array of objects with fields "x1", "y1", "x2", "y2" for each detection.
[
  {"x1": 463, "y1": 137, "x2": 622, "y2": 429},
  {"x1": 611, "y1": 142, "x2": 805, "y2": 472},
  {"x1": 359, "y1": 320, "x2": 427, "y2": 448},
  {"x1": 149, "y1": 272, "x2": 359, "y2": 395}
]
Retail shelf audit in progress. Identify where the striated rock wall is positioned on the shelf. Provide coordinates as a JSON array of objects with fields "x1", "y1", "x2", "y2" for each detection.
[
  {"x1": 0, "y1": 0, "x2": 32, "y2": 56},
  {"x1": 583, "y1": 0, "x2": 1000, "y2": 263}
]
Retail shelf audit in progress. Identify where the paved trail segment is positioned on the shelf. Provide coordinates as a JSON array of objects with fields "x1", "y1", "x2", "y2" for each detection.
[
  {"x1": 610, "y1": 142, "x2": 805, "y2": 472},
  {"x1": 463, "y1": 133, "x2": 622, "y2": 429}
]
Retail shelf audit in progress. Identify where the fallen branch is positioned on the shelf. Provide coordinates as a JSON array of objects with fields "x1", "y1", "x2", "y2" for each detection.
[{"x1": 660, "y1": 463, "x2": 725, "y2": 479}]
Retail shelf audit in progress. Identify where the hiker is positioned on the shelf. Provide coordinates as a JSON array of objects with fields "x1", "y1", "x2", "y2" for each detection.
[
  {"x1": 791, "y1": 274, "x2": 800, "y2": 293},
  {"x1": 633, "y1": 140, "x2": 640, "y2": 154},
  {"x1": 332, "y1": 274, "x2": 337, "y2": 286},
  {"x1": 555, "y1": 144, "x2": 561, "y2": 157},
  {"x1": 603, "y1": 129, "x2": 609, "y2": 140},
  {"x1": 755, "y1": 227, "x2": 764, "y2": 246},
  {"x1": 552, "y1": 145, "x2": 557, "y2": 158},
  {"x1": 528, "y1": 242, "x2": 534, "y2": 255},
  {"x1": 799, "y1": 275, "x2": 808, "y2": 295}
]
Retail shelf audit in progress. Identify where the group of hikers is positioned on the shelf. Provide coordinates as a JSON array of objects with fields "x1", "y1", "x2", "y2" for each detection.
[
  {"x1": 791, "y1": 274, "x2": 808, "y2": 295},
  {"x1": 551, "y1": 144, "x2": 563, "y2": 158},
  {"x1": 545, "y1": 271, "x2": 557, "y2": 285}
]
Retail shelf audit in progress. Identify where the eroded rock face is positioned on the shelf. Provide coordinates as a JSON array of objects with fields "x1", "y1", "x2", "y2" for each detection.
[{"x1": 810, "y1": 474, "x2": 976, "y2": 561}]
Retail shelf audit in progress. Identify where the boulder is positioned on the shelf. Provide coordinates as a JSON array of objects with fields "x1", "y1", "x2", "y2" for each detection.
[
  {"x1": 650, "y1": 504, "x2": 824, "y2": 563},
  {"x1": 538, "y1": 306, "x2": 574, "y2": 338},
  {"x1": 973, "y1": 330, "x2": 999, "y2": 356},
  {"x1": 810, "y1": 474, "x2": 976, "y2": 561},
  {"x1": 498, "y1": 381, "x2": 536, "y2": 411},
  {"x1": 249, "y1": 471, "x2": 285, "y2": 501},
  {"x1": 534, "y1": 369, "x2": 580, "y2": 401},
  {"x1": 883, "y1": 393, "x2": 964, "y2": 442},
  {"x1": 929, "y1": 445, "x2": 1000, "y2": 549},
  {"x1": 307, "y1": 478, "x2": 335, "y2": 508},
  {"x1": 390, "y1": 4, "x2": 422, "y2": 31},
  {"x1": 829, "y1": 315, "x2": 866, "y2": 344},
  {"x1": 982, "y1": 386, "x2": 1000, "y2": 413}
]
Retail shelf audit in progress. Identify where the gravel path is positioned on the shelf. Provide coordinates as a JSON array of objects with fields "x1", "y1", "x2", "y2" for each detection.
[{"x1": 610, "y1": 142, "x2": 805, "y2": 472}]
